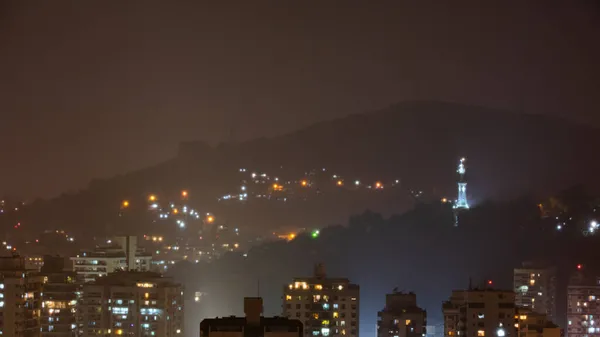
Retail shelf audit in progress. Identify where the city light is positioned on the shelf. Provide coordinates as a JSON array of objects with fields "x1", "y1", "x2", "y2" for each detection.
[
  {"x1": 121, "y1": 200, "x2": 129, "y2": 208},
  {"x1": 181, "y1": 190, "x2": 189, "y2": 198},
  {"x1": 148, "y1": 194, "x2": 157, "y2": 202},
  {"x1": 311, "y1": 230, "x2": 320, "y2": 238}
]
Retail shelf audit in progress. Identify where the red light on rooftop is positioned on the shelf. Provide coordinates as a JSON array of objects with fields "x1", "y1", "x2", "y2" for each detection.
[
  {"x1": 488, "y1": 280, "x2": 493, "y2": 285},
  {"x1": 577, "y1": 264, "x2": 583, "y2": 270}
]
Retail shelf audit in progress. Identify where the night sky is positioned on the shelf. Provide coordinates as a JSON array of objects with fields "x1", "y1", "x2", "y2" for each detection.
[{"x1": 1, "y1": 1, "x2": 598, "y2": 198}]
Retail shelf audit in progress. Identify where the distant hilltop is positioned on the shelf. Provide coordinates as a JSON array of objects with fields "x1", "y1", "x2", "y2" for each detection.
[{"x1": 3, "y1": 100, "x2": 599, "y2": 236}]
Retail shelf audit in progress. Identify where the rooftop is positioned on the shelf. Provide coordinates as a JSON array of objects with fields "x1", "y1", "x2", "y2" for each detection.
[
  {"x1": 200, "y1": 316, "x2": 303, "y2": 333},
  {"x1": 87, "y1": 271, "x2": 179, "y2": 287}
]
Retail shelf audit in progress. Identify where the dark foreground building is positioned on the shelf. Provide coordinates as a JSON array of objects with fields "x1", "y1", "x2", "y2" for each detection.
[
  {"x1": 201, "y1": 297, "x2": 303, "y2": 337},
  {"x1": 377, "y1": 290, "x2": 426, "y2": 337}
]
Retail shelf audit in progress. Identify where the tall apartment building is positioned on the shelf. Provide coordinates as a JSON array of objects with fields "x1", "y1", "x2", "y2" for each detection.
[
  {"x1": 79, "y1": 271, "x2": 183, "y2": 336},
  {"x1": 40, "y1": 255, "x2": 80, "y2": 337},
  {"x1": 201, "y1": 297, "x2": 303, "y2": 337},
  {"x1": 377, "y1": 290, "x2": 426, "y2": 337},
  {"x1": 514, "y1": 262, "x2": 557, "y2": 323},
  {"x1": 0, "y1": 255, "x2": 44, "y2": 337},
  {"x1": 71, "y1": 236, "x2": 152, "y2": 282},
  {"x1": 283, "y1": 264, "x2": 360, "y2": 337},
  {"x1": 567, "y1": 267, "x2": 600, "y2": 337},
  {"x1": 515, "y1": 308, "x2": 560, "y2": 337},
  {"x1": 443, "y1": 287, "x2": 516, "y2": 337}
]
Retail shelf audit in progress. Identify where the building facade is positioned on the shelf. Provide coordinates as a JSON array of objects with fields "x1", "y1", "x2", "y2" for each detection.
[
  {"x1": 515, "y1": 308, "x2": 560, "y2": 337},
  {"x1": 377, "y1": 290, "x2": 426, "y2": 337},
  {"x1": 40, "y1": 255, "x2": 80, "y2": 337},
  {"x1": 79, "y1": 271, "x2": 183, "y2": 337},
  {"x1": 201, "y1": 297, "x2": 303, "y2": 337},
  {"x1": 283, "y1": 264, "x2": 360, "y2": 337},
  {"x1": 443, "y1": 287, "x2": 516, "y2": 337},
  {"x1": 514, "y1": 263, "x2": 557, "y2": 323},
  {"x1": 71, "y1": 236, "x2": 152, "y2": 282},
  {"x1": 0, "y1": 255, "x2": 44, "y2": 337},
  {"x1": 567, "y1": 269, "x2": 600, "y2": 337}
]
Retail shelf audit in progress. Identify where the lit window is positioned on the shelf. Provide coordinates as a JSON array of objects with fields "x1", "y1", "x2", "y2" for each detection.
[
  {"x1": 315, "y1": 285, "x2": 323, "y2": 290},
  {"x1": 478, "y1": 330, "x2": 485, "y2": 336},
  {"x1": 406, "y1": 320, "x2": 411, "y2": 325},
  {"x1": 286, "y1": 295, "x2": 292, "y2": 301},
  {"x1": 333, "y1": 312, "x2": 339, "y2": 318}
]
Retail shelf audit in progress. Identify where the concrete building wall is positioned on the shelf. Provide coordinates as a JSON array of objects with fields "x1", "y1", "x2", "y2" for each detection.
[
  {"x1": 514, "y1": 265, "x2": 557, "y2": 323},
  {"x1": 283, "y1": 265, "x2": 360, "y2": 337},
  {"x1": 443, "y1": 289, "x2": 516, "y2": 337}
]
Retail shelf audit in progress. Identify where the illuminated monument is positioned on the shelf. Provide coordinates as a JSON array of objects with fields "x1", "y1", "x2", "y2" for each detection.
[
  {"x1": 454, "y1": 157, "x2": 469, "y2": 210},
  {"x1": 453, "y1": 157, "x2": 469, "y2": 226}
]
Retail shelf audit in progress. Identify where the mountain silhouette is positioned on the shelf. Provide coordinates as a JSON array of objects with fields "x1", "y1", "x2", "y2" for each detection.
[{"x1": 3, "y1": 101, "x2": 598, "y2": 239}]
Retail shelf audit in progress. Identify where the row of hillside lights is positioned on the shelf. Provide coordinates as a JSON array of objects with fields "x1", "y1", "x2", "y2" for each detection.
[
  {"x1": 121, "y1": 190, "x2": 190, "y2": 209},
  {"x1": 289, "y1": 282, "x2": 344, "y2": 291},
  {"x1": 299, "y1": 179, "x2": 383, "y2": 189}
]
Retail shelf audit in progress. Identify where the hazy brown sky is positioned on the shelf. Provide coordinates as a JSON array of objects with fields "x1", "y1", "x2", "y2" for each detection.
[{"x1": 1, "y1": 1, "x2": 598, "y2": 198}]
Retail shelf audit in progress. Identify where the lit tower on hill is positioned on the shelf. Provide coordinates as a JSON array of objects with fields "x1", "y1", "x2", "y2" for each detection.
[
  {"x1": 454, "y1": 157, "x2": 469, "y2": 210},
  {"x1": 453, "y1": 157, "x2": 469, "y2": 227}
]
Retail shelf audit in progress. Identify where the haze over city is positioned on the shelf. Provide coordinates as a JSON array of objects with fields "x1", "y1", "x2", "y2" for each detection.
[
  {"x1": 0, "y1": 2, "x2": 599, "y2": 337},
  {"x1": 1, "y1": 1, "x2": 599, "y2": 198}
]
